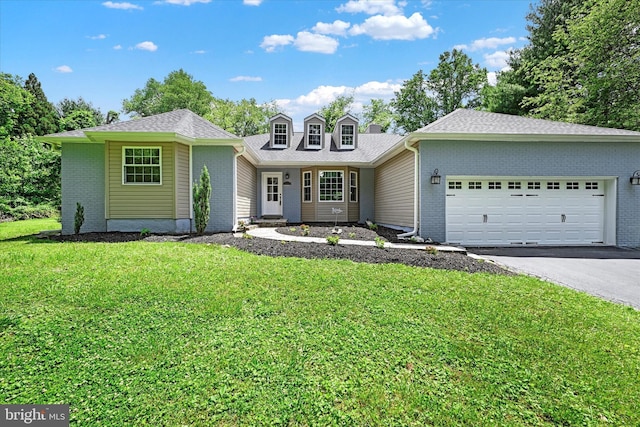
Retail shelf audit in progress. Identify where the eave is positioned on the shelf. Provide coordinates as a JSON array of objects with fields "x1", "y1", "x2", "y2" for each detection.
[{"x1": 406, "y1": 132, "x2": 640, "y2": 144}]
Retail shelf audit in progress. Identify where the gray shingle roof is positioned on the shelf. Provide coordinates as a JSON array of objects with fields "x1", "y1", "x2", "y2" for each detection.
[
  {"x1": 415, "y1": 109, "x2": 640, "y2": 136},
  {"x1": 46, "y1": 109, "x2": 239, "y2": 140},
  {"x1": 244, "y1": 132, "x2": 404, "y2": 165}
]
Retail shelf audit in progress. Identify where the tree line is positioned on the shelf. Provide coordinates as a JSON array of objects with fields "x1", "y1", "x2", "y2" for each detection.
[{"x1": 1, "y1": 0, "x2": 637, "y2": 220}]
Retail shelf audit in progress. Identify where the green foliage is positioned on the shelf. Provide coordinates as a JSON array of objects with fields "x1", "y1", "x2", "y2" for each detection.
[
  {"x1": 425, "y1": 245, "x2": 438, "y2": 255},
  {"x1": 391, "y1": 70, "x2": 438, "y2": 133},
  {"x1": 15, "y1": 73, "x2": 60, "y2": 136},
  {"x1": 1, "y1": 223, "x2": 639, "y2": 424},
  {"x1": 300, "y1": 224, "x2": 310, "y2": 236},
  {"x1": 140, "y1": 228, "x2": 150, "y2": 237},
  {"x1": 367, "y1": 222, "x2": 378, "y2": 231},
  {"x1": 60, "y1": 110, "x2": 98, "y2": 131},
  {"x1": 319, "y1": 95, "x2": 354, "y2": 133},
  {"x1": 361, "y1": 99, "x2": 393, "y2": 133},
  {"x1": 481, "y1": 77, "x2": 528, "y2": 115},
  {"x1": 192, "y1": 165, "x2": 211, "y2": 235},
  {"x1": 0, "y1": 136, "x2": 60, "y2": 220},
  {"x1": 326, "y1": 235, "x2": 340, "y2": 245},
  {"x1": 0, "y1": 74, "x2": 34, "y2": 138},
  {"x1": 374, "y1": 236, "x2": 386, "y2": 248},
  {"x1": 74, "y1": 203, "x2": 84, "y2": 235},
  {"x1": 57, "y1": 97, "x2": 104, "y2": 127},
  {"x1": 122, "y1": 69, "x2": 214, "y2": 117},
  {"x1": 206, "y1": 97, "x2": 281, "y2": 137},
  {"x1": 427, "y1": 49, "x2": 488, "y2": 116}
]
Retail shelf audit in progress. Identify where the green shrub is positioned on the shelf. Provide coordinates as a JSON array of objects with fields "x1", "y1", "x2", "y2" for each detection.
[
  {"x1": 374, "y1": 236, "x2": 386, "y2": 248},
  {"x1": 74, "y1": 202, "x2": 84, "y2": 235},
  {"x1": 140, "y1": 228, "x2": 150, "y2": 237},
  {"x1": 426, "y1": 246, "x2": 438, "y2": 255},
  {"x1": 193, "y1": 165, "x2": 211, "y2": 235},
  {"x1": 300, "y1": 224, "x2": 310, "y2": 236},
  {"x1": 326, "y1": 235, "x2": 340, "y2": 246}
]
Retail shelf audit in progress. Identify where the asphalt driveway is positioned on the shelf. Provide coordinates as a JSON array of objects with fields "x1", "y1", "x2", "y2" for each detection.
[{"x1": 469, "y1": 247, "x2": 640, "y2": 309}]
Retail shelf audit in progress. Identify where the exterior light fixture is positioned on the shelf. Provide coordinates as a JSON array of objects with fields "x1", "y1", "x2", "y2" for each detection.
[
  {"x1": 631, "y1": 170, "x2": 640, "y2": 185},
  {"x1": 430, "y1": 168, "x2": 441, "y2": 185},
  {"x1": 284, "y1": 172, "x2": 290, "y2": 180}
]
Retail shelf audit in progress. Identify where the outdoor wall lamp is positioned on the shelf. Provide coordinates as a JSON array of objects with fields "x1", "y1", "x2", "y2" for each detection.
[
  {"x1": 284, "y1": 172, "x2": 290, "y2": 180},
  {"x1": 631, "y1": 170, "x2": 640, "y2": 185},
  {"x1": 430, "y1": 168, "x2": 441, "y2": 185}
]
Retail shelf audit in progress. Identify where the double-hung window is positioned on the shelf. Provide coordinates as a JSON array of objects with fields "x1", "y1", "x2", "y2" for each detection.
[
  {"x1": 307, "y1": 124, "x2": 321, "y2": 148},
  {"x1": 123, "y1": 147, "x2": 161, "y2": 184},
  {"x1": 349, "y1": 171, "x2": 358, "y2": 202},
  {"x1": 341, "y1": 124, "x2": 354, "y2": 148},
  {"x1": 319, "y1": 171, "x2": 343, "y2": 202},
  {"x1": 273, "y1": 123, "x2": 288, "y2": 147},
  {"x1": 302, "y1": 171, "x2": 312, "y2": 202}
]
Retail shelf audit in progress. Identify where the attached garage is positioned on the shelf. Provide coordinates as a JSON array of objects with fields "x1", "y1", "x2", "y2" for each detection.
[{"x1": 445, "y1": 177, "x2": 615, "y2": 246}]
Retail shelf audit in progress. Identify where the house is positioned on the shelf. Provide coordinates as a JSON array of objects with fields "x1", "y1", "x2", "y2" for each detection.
[{"x1": 43, "y1": 108, "x2": 640, "y2": 247}]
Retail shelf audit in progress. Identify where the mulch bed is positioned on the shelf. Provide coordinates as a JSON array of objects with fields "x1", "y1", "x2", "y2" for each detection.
[{"x1": 49, "y1": 224, "x2": 511, "y2": 275}]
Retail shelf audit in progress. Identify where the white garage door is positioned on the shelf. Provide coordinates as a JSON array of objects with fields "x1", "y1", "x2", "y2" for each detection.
[{"x1": 446, "y1": 178, "x2": 605, "y2": 246}]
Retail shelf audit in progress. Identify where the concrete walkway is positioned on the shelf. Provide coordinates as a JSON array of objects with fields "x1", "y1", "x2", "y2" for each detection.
[{"x1": 246, "y1": 227, "x2": 466, "y2": 253}]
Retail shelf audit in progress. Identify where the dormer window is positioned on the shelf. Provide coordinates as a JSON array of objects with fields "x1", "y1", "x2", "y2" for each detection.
[
  {"x1": 308, "y1": 123, "x2": 321, "y2": 148},
  {"x1": 341, "y1": 124, "x2": 354, "y2": 147},
  {"x1": 273, "y1": 123, "x2": 288, "y2": 147}
]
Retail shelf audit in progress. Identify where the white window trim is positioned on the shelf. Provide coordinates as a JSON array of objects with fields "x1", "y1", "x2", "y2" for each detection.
[
  {"x1": 122, "y1": 146, "x2": 162, "y2": 185},
  {"x1": 318, "y1": 170, "x2": 344, "y2": 203},
  {"x1": 349, "y1": 171, "x2": 358, "y2": 203},
  {"x1": 302, "y1": 171, "x2": 312, "y2": 203},
  {"x1": 306, "y1": 123, "x2": 322, "y2": 149},
  {"x1": 273, "y1": 123, "x2": 288, "y2": 147},
  {"x1": 340, "y1": 124, "x2": 355, "y2": 148}
]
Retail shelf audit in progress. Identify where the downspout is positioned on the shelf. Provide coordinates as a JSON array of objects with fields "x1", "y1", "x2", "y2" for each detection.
[
  {"x1": 232, "y1": 144, "x2": 246, "y2": 232},
  {"x1": 398, "y1": 137, "x2": 419, "y2": 239}
]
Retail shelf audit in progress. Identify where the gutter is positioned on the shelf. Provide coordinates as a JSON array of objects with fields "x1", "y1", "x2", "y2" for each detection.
[
  {"x1": 398, "y1": 137, "x2": 419, "y2": 239},
  {"x1": 232, "y1": 145, "x2": 246, "y2": 232}
]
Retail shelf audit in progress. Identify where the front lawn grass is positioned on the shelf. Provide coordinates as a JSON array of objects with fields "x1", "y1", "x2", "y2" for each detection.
[{"x1": 1, "y1": 220, "x2": 639, "y2": 425}]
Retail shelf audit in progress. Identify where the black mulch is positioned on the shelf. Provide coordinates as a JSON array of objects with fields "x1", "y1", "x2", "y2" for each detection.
[{"x1": 49, "y1": 224, "x2": 511, "y2": 275}]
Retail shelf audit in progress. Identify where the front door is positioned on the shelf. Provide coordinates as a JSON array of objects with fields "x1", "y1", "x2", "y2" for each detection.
[{"x1": 262, "y1": 172, "x2": 283, "y2": 217}]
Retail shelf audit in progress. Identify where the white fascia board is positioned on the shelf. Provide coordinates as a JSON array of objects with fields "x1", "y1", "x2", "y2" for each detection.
[
  {"x1": 254, "y1": 160, "x2": 373, "y2": 168},
  {"x1": 410, "y1": 132, "x2": 640, "y2": 143},
  {"x1": 38, "y1": 136, "x2": 90, "y2": 146},
  {"x1": 85, "y1": 132, "x2": 194, "y2": 144},
  {"x1": 192, "y1": 138, "x2": 244, "y2": 148}
]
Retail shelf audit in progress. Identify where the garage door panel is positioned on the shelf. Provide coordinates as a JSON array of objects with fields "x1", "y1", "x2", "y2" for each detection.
[{"x1": 446, "y1": 178, "x2": 605, "y2": 246}]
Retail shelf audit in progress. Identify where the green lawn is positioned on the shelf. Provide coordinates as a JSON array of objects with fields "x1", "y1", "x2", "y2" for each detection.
[{"x1": 1, "y1": 219, "x2": 639, "y2": 426}]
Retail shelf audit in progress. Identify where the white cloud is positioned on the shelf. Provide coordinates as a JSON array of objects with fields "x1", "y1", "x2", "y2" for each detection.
[
  {"x1": 191, "y1": 50, "x2": 206, "y2": 54},
  {"x1": 260, "y1": 34, "x2": 295, "y2": 52},
  {"x1": 484, "y1": 50, "x2": 512, "y2": 69},
  {"x1": 243, "y1": 0, "x2": 263, "y2": 5},
  {"x1": 113, "y1": 44, "x2": 123, "y2": 50},
  {"x1": 487, "y1": 71, "x2": 497, "y2": 86},
  {"x1": 161, "y1": 0, "x2": 211, "y2": 5},
  {"x1": 337, "y1": 0, "x2": 402, "y2": 16},
  {"x1": 88, "y1": 34, "x2": 107, "y2": 40},
  {"x1": 349, "y1": 12, "x2": 435, "y2": 40},
  {"x1": 354, "y1": 80, "x2": 401, "y2": 97},
  {"x1": 135, "y1": 41, "x2": 158, "y2": 51},
  {"x1": 313, "y1": 20, "x2": 351, "y2": 36},
  {"x1": 293, "y1": 32, "x2": 339, "y2": 54},
  {"x1": 102, "y1": 1, "x2": 143, "y2": 10},
  {"x1": 468, "y1": 37, "x2": 516, "y2": 51},
  {"x1": 54, "y1": 65, "x2": 73, "y2": 73},
  {"x1": 295, "y1": 85, "x2": 353, "y2": 107},
  {"x1": 230, "y1": 76, "x2": 263, "y2": 82}
]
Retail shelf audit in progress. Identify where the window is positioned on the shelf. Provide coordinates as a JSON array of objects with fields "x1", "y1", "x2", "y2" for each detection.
[
  {"x1": 566, "y1": 182, "x2": 579, "y2": 190},
  {"x1": 349, "y1": 171, "x2": 358, "y2": 202},
  {"x1": 307, "y1": 124, "x2": 321, "y2": 147},
  {"x1": 468, "y1": 181, "x2": 482, "y2": 189},
  {"x1": 341, "y1": 124, "x2": 354, "y2": 147},
  {"x1": 508, "y1": 181, "x2": 521, "y2": 190},
  {"x1": 448, "y1": 181, "x2": 462, "y2": 190},
  {"x1": 586, "y1": 182, "x2": 599, "y2": 190},
  {"x1": 488, "y1": 181, "x2": 502, "y2": 189},
  {"x1": 319, "y1": 171, "x2": 343, "y2": 202},
  {"x1": 302, "y1": 171, "x2": 312, "y2": 202},
  {"x1": 273, "y1": 123, "x2": 288, "y2": 146},
  {"x1": 547, "y1": 181, "x2": 560, "y2": 190},
  {"x1": 528, "y1": 181, "x2": 541, "y2": 190},
  {"x1": 123, "y1": 147, "x2": 161, "y2": 184}
]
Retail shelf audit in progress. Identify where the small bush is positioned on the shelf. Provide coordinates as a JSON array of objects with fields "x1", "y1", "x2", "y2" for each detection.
[
  {"x1": 348, "y1": 232, "x2": 356, "y2": 239},
  {"x1": 300, "y1": 224, "x2": 310, "y2": 236},
  {"x1": 74, "y1": 202, "x2": 84, "y2": 235},
  {"x1": 426, "y1": 246, "x2": 438, "y2": 255},
  {"x1": 193, "y1": 166, "x2": 211, "y2": 235},
  {"x1": 368, "y1": 222, "x2": 378, "y2": 231},
  {"x1": 140, "y1": 228, "x2": 150, "y2": 237},
  {"x1": 374, "y1": 236, "x2": 386, "y2": 249},
  {"x1": 326, "y1": 235, "x2": 340, "y2": 246}
]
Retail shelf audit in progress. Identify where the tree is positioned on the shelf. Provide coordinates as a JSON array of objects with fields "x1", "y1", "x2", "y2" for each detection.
[
  {"x1": 122, "y1": 69, "x2": 214, "y2": 117},
  {"x1": 57, "y1": 97, "x2": 104, "y2": 127},
  {"x1": 391, "y1": 70, "x2": 438, "y2": 133},
  {"x1": 0, "y1": 74, "x2": 33, "y2": 138},
  {"x1": 361, "y1": 99, "x2": 393, "y2": 133},
  {"x1": 15, "y1": 73, "x2": 59, "y2": 136},
  {"x1": 481, "y1": 76, "x2": 527, "y2": 116},
  {"x1": 193, "y1": 165, "x2": 211, "y2": 235},
  {"x1": 427, "y1": 49, "x2": 487, "y2": 116},
  {"x1": 60, "y1": 110, "x2": 98, "y2": 131},
  {"x1": 319, "y1": 95, "x2": 354, "y2": 132},
  {"x1": 205, "y1": 98, "x2": 281, "y2": 137}
]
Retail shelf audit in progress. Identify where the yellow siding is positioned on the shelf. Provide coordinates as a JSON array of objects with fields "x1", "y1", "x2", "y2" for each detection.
[
  {"x1": 107, "y1": 141, "x2": 175, "y2": 219},
  {"x1": 301, "y1": 168, "x2": 316, "y2": 223},
  {"x1": 374, "y1": 149, "x2": 414, "y2": 227},
  {"x1": 237, "y1": 156, "x2": 257, "y2": 218},
  {"x1": 175, "y1": 143, "x2": 190, "y2": 218}
]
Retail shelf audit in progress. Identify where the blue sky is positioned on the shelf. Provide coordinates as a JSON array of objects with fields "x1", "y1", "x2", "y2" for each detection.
[{"x1": 1, "y1": 0, "x2": 531, "y2": 129}]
